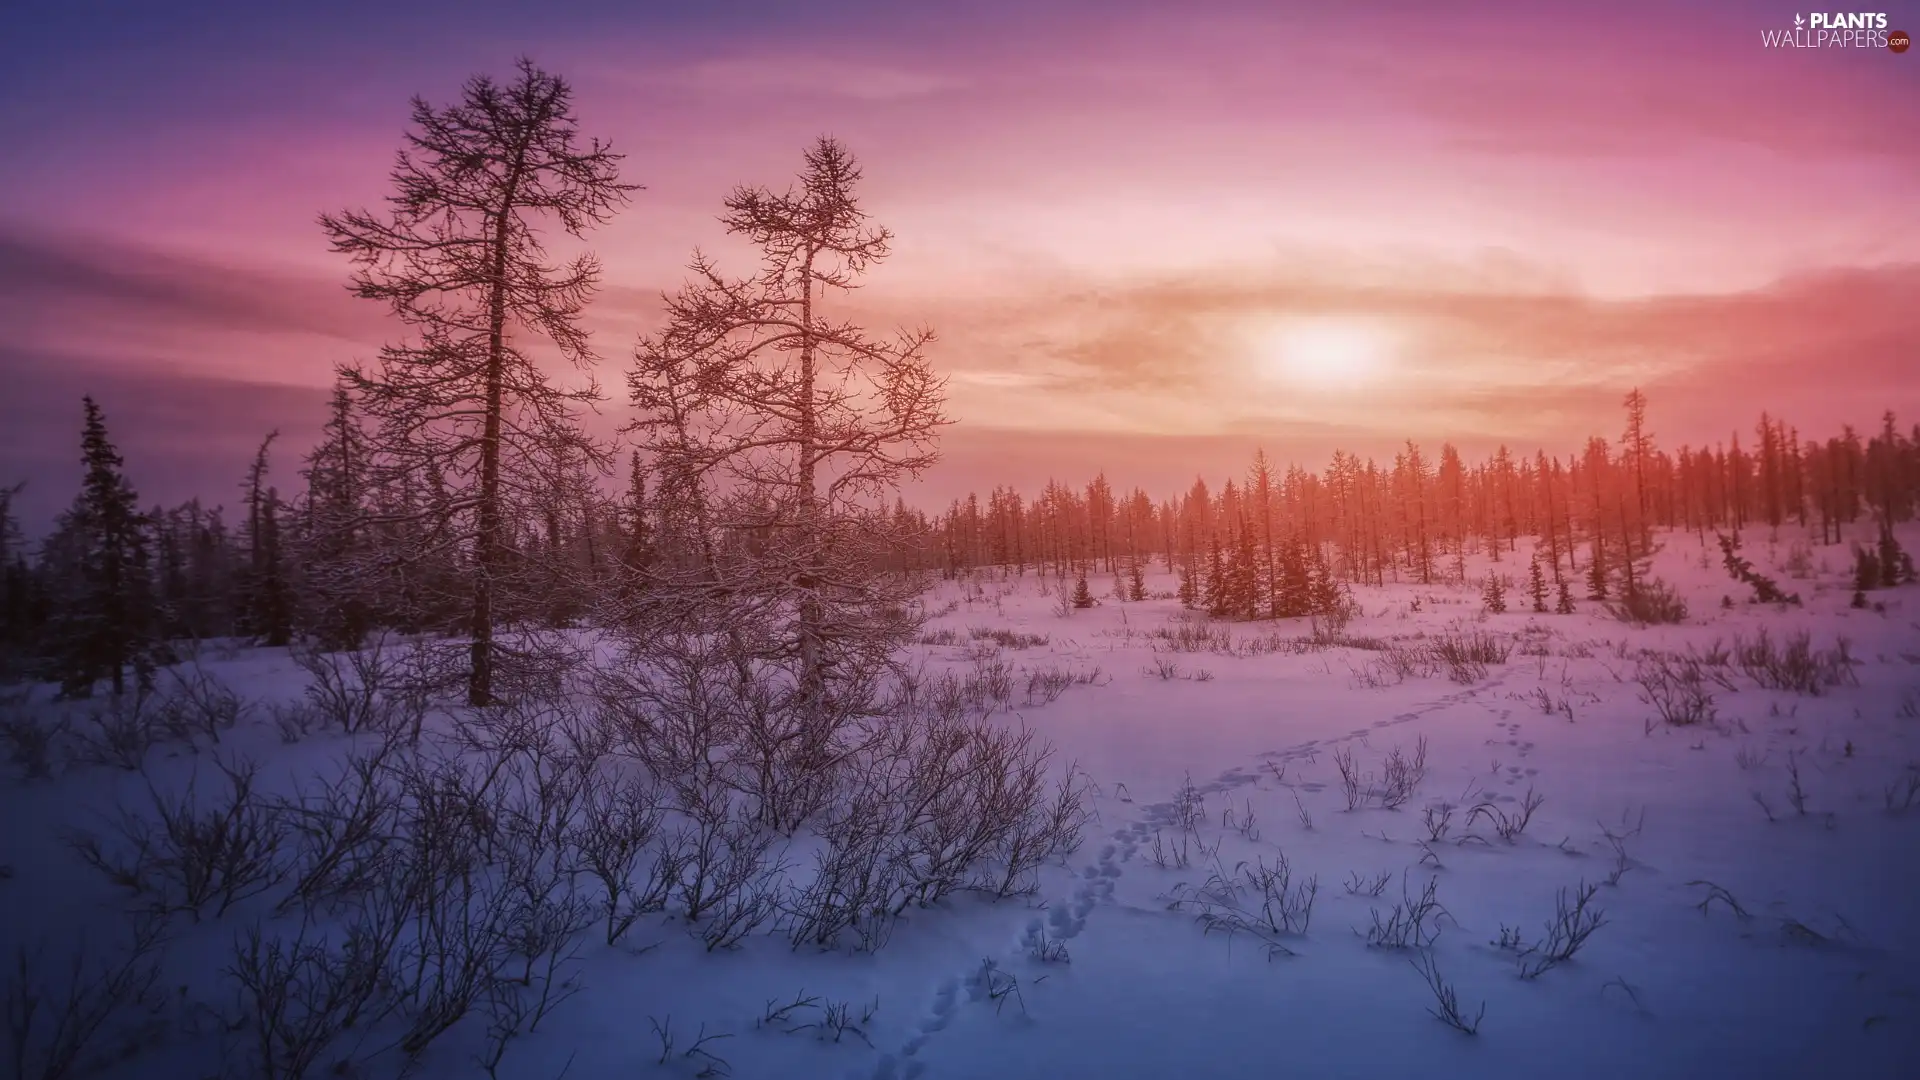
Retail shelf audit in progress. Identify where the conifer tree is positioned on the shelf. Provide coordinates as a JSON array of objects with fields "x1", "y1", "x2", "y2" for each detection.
[
  {"x1": 0, "y1": 483, "x2": 38, "y2": 674},
  {"x1": 1229, "y1": 521, "x2": 1259, "y2": 619},
  {"x1": 1308, "y1": 546, "x2": 1345, "y2": 619},
  {"x1": 1527, "y1": 555, "x2": 1549, "y2": 613},
  {"x1": 1554, "y1": 576, "x2": 1575, "y2": 615},
  {"x1": 1276, "y1": 535, "x2": 1312, "y2": 618},
  {"x1": 1203, "y1": 534, "x2": 1227, "y2": 616},
  {"x1": 47, "y1": 397, "x2": 168, "y2": 697},
  {"x1": 1586, "y1": 534, "x2": 1608, "y2": 600},
  {"x1": 1481, "y1": 572, "x2": 1507, "y2": 615},
  {"x1": 1127, "y1": 554, "x2": 1147, "y2": 602},
  {"x1": 301, "y1": 382, "x2": 373, "y2": 648},
  {"x1": 1071, "y1": 573, "x2": 1095, "y2": 609},
  {"x1": 239, "y1": 433, "x2": 292, "y2": 646}
]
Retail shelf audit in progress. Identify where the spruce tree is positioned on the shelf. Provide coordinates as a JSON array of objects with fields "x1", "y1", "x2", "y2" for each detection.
[
  {"x1": 1071, "y1": 573, "x2": 1095, "y2": 609},
  {"x1": 1852, "y1": 546, "x2": 1879, "y2": 595},
  {"x1": 1230, "y1": 522, "x2": 1259, "y2": 619},
  {"x1": 1127, "y1": 555, "x2": 1147, "y2": 602},
  {"x1": 1527, "y1": 556, "x2": 1549, "y2": 613},
  {"x1": 301, "y1": 383, "x2": 373, "y2": 648},
  {"x1": 1586, "y1": 535, "x2": 1608, "y2": 600},
  {"x1": 239, "y1": 433, "x2": 292, "y2": 647},
  {"x1": 1203, "y1": 534, "x2": 1227, "y2": 616},
  {"x1": 0, "y1": 483, "x2": 38, "y2": 675},
  {"x1": 1554, "y1": 577, "x2": 1575, "y2": 615},
  {"x1": 1308, "y1": 547, "x2": 1345, "y2": 619},
  {"x1": 1481, "y1": 572, "x2": 1507, "y2": 615},
  {"x1": 47, "y1": 397, "x2": 167, "y2": 698},
  {"x1": 1277, "y1": 535, "x2": 1312, "y2": 618}
]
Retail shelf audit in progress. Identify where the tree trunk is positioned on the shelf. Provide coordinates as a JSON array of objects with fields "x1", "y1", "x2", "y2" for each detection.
[{"x1": 471, "y1": 169, "x2": 523, "y2": 706}]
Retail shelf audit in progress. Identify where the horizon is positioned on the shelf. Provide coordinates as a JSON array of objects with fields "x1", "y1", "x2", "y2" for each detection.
[{"x1": 4, "y1": 0, "x2": 1918, "y2": 532}]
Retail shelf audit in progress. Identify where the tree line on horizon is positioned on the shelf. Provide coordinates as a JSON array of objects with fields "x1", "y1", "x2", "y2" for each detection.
[
  {"x1": 5, "y1": 382, "x2": 1915, "y2": 692},
  {"x1": 916, "y1": 398, "x2": 1919, "y2": 616}
]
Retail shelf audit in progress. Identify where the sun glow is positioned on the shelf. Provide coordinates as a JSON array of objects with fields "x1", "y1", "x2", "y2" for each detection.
[{"x1": 1246, "y1": 316, "x2": 1399, "y2": 390}]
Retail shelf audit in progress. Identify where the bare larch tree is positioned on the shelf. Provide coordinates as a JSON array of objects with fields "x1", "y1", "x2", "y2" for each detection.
[
  {"x1": 626, "y1": 136, "x2": 948, "y2": 829},
  {"x1": 321, "y1": 57, "x2": 638, "y2": 704}
]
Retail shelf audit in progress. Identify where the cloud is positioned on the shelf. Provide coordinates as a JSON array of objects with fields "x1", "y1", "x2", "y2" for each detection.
[
  {"x1": 605, "y1": 55, "x2": 971, "y2": 102},
  {"x1": 912, "y1": 253, "x2": 1920, "y2": 446},
  {"x1": 0, "y1": 224, "x2": 396, "y2": 386}
]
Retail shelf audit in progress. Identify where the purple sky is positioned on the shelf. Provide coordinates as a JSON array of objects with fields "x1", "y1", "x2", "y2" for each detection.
[{"x1": 3, "y1": 0, "x2": 1917, "y2": 532}]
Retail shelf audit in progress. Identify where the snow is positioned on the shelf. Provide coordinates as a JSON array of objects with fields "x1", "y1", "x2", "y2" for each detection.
[{"x1": 3, "y1": 526, "x2": 1918, "y2": 1079}]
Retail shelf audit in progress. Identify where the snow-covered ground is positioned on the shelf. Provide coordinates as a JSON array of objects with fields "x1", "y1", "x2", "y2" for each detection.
[{"x1": 4, "y1": 526, "x2": 1918, "y2": 1079}]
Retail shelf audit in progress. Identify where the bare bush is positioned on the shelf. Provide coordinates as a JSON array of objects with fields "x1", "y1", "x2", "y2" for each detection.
[
  {"x1": 70, "y1": 756, "x2": 289, "y2": 920},
  {"x1": 293, "y1": 635, "x2": 403, "y2": 736},
  {"x1": 66, "y1": 694, "x2": 162, "y2": 772},
  {"x1": 1379, "y1": 737, "x2": 1428, "y2": 809},
  {"x1": 1598, "y1": 810, "x2": 1643, "y2": 887},
  {"x1": 1362, "y1": 872, "x2": 1450, "y2": 950},
  {"x1": 975, "y1": 958, "x2": 1028, "y2": 1016},
  {"x1": 1687, "y1": 880, "x2": 1752, "y2": 920},
  {"x1": 1344, "y1": 870, "x2": 1391, "y2": 897},
  {"x1": 0, "y1": 708, "x2": 63, "y2": 781},
  {"x1": 1883, "y1": 768, "x2": 1920, "y2": 814},
  {"x1": 1467, "y1": 787, "x2": 1544, "y2": 844},
  {"x1": 564, "y1": 770, "x2": 673, "y2": 945},
  {"x1": 1022, "y1": 924, "x2": 1071, "y2": 964},
  {"x1": 1430, "y1": 629, "x2": 1511, "y2": 684},
  {"x1": 1784, "y1": 750, "x2": 1810, "y2": 816},
  {"x1": 1333, "y1": 746, "x2": 1365, "y2": 810},
  {"x1": 3, "y1": 916, "x2": 168, "y2": 1080},
  {"x1": 1409, "y1": 950, "x2": 1483, "y2": 1035},
  {"x1": 969, "y1": 627, "x2": 1050, "y2": 650},
  {"x1": 1733, "y1": 630, "x2": 1857, "y2": 696},
  {"x1": 1150, "y1": 620, "x2": 1233, "y2": 655},
  {"x1": 277, "y1": 738, "x2": 408, "y2": 914},
  {"x1": 1608, "y1": 579, "x2": 1689, "y2": 626},
  {"x1": 1635, "y1": 653, "x2": 1720, "y2": 729},
  {"x1": 1510, "y1": 880, "x2": 1608, "y2": 979},
  {"x1": 223, "y1": 903, "x2": 408, "y2": 1080},
  {"x1": 1168, "y1": 852, "x2": 1318, "y2": 958},
  {"x1": 648, "y1": 1015, "x2": 733, "y2": 1075},
  {"x1": 151, "y1": 661, "x2": 248, "y2": 745},
  {"x1": 1333, "y1": 739, "x2": 1427, "y2": 811}
]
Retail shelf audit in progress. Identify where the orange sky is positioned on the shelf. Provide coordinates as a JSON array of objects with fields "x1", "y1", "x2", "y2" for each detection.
[{"x1": 2, "y1": 0, "x2": 1916, "y2": 521}]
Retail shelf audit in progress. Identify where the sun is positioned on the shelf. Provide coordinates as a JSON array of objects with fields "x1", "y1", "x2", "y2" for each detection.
[{"x1": 1245, "y1": 316, "x2": 1398, "y2": 390}]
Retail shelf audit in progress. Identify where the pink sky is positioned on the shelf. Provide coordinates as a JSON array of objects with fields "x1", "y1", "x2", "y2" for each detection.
[{"x1": 2, "y1": 0, "x2": 1916, "y2": 521}]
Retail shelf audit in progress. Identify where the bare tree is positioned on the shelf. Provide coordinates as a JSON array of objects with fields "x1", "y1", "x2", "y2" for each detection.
[
  {"x1": 321, "y1": 57, "x2": 639, "y2": 704},
  {"x1": 625, "y1": 137, "x2": 948, "y2": 829}
]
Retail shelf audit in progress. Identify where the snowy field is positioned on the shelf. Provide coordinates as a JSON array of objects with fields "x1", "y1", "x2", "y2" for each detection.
[{"x1": 3, "y1": 526, "x2": 1918, "y2": 1080}]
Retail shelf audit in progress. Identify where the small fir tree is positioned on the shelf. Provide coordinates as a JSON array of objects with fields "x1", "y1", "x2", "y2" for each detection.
[
  {"x1": 1203, "y1": 535, "x2": 1227, "y2": 616},
  {"x1": 1071, "y1": 573, "x2": 1095, "y2": 609},
  {"x1": 1586, "y1": 535, "x2": 1608, "y2": 600},
  {"x1": 1127, "y1": 556, "x2": 1147, "y2": 602},
  {"x1": 1481, "y1": 572, "x2": 1507, "y2": 615},
  {"x1": 47, "y1": 397, "x2": 169, "y2": 698},
  {"x1": 1527, "y1": 556, "x2": 1549, "y2": 613},
  {"x1": 1308, "y1": 547, "x2": 1345, "y2": 619},
  {"x1": 1554, "y1": 577, "x2": 1576, "y2": 615},
  {"x1": 1276, "y1": 535, "x2": 1312, "y2": 618}
]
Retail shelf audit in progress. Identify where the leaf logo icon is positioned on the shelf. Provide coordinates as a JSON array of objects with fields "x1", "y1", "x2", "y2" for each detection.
[{"x1": 1794, "y1": 12, "x2": 1805, "y2": 26}]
